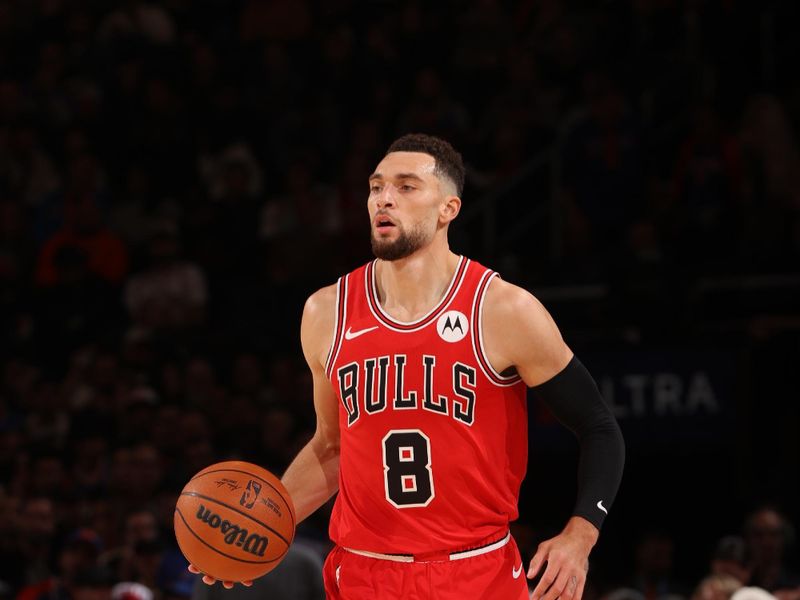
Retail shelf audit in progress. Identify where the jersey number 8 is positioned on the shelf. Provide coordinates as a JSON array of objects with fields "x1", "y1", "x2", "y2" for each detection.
[{"x1": 382, "y1": 430, "x2": 435, "y2": 508}]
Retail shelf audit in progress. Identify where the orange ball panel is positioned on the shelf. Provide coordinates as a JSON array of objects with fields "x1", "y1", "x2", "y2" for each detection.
[{"x1": 174, "y1": 461, "x2": 295, "y2": 582}]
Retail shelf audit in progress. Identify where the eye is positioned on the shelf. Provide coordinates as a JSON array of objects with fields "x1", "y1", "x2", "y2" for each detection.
[
  {"x1": 399, "y1": 185, "x2": 415, "y2": 192},
  {"x1": 370, "y1": 184, "x2": 382, "y2": 194}
]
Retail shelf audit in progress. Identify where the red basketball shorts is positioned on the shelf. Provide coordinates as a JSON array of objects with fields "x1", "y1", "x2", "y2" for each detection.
[{"x1": 322, "y1": 531, "x2": 530, "y2": 599}]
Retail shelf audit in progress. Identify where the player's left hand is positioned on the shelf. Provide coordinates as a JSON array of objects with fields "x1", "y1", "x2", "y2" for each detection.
[
  {"x1": 188, "y1": 564, "x2": 254, "y2": 589},
  {"x1": 527, "y1": 517, "x2": 598, "y2": 600}
]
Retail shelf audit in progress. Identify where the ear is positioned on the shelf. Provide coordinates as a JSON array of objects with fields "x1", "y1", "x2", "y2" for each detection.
[{"x1": 440, "y1": 195, "x2": 461, "y2": 225}]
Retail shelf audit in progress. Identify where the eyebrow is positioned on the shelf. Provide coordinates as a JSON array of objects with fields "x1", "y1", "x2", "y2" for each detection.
[{"x1": 368, "y1": 172, "x2": 426, "y2": 183}]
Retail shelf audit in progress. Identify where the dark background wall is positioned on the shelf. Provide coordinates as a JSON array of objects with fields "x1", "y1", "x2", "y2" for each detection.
[{"x1": 0, "y1": 1, "x2": 798, "y2": 599}]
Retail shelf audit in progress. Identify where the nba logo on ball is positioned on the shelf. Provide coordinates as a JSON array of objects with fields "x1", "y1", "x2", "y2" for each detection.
[
  {"x1": 240, "y1": 480, "x2": 261, "y2": 509},
  {"x1": 437, "y1": 310, "x2": 468, "y2": 342}
]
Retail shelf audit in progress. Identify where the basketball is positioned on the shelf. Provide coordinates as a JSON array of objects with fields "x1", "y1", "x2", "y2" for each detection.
[{"x1": 174, "y1": 460, "x2": 296, "y2": 582}]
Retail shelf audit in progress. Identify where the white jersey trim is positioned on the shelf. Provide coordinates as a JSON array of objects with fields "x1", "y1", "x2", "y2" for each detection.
[
  {"x1": 343, "y1": 531, "x2": 511, "y2": 563},
  {"x1": 471, "y1": 271, "x2": 523, "y2": 387},
  {"x1": 324, "y1": 275, "x2": 348, "y2": 378}
]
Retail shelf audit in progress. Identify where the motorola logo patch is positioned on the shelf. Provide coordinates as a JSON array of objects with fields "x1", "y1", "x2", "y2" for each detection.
[{"x1": 436, "y1": 311, "x2": 468, "y2": 343}]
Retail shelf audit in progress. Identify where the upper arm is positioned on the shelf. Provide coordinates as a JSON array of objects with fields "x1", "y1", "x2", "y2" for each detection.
[
  {"x1": 481, "y1": 277, "x2": 573, "y2": 387},
  {"x1": 300, "y1": 284, "x2": 341, "y2": 448}
]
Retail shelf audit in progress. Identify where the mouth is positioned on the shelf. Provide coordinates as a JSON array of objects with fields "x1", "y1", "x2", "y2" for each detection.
[{"x1": 374, "y1": 215, "x2": 396, "y2": 233}]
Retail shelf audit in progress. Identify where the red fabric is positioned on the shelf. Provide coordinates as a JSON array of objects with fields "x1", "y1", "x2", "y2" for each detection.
[{"x1": 326, "y1": 257, "x2": 528, "y2": 555}]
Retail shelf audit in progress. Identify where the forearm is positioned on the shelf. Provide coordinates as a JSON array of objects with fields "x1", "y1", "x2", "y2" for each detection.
[
  {"x1": 281, "y1": 434, "x2": 340, "y2": 524},
  {"x1": 531, "y1": 356, "x2": 625, "y2": 529}
]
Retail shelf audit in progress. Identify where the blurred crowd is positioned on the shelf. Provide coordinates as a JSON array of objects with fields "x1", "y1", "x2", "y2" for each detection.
[
  {"x1": 0, "y1": 0, "x2": 799, "y2": 599},
  {"x1": 588, "y1": 505, "x2": 800, "y2": 600}
]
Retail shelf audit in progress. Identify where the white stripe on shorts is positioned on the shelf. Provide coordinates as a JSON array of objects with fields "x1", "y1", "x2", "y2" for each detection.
[{"x1": 344, "y1": 531, "x2": 511, "y2": 563}]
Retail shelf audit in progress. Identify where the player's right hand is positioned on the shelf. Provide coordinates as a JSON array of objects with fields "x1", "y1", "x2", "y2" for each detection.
[{"x1": 188, "y1": 564, "x2": 254, "y2": 589}]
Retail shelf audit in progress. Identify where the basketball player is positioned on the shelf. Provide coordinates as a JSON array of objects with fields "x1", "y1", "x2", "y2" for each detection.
[{"x1": 193, "y1": 134, "x2": 625, "y2": 599}]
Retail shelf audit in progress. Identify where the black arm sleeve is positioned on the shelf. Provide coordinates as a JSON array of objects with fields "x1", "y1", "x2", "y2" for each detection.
[{"x1": 530, "y1": 356, "x2": 625, "y2": 530}]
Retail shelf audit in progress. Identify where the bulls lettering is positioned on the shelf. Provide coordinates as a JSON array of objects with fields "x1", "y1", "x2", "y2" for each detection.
[{"x1": 336, "y1": 357, "x2": 477, "y2": 427}]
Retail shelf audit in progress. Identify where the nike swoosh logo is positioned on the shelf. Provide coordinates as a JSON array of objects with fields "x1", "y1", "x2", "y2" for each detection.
[
  {"x1": 512, "y1": 564, "x2": 523, "y2": 579},
  {"x1": 344, "y1": 326, "x2": 379, "y2": 340},
  {"x1": 597, "y1": 500, "x2": 608, "y2": 514}
]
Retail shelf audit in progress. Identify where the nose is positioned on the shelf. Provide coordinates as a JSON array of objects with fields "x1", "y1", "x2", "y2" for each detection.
[{"x1": 376, "y1": 184, "x2": 396, "y2": 208}]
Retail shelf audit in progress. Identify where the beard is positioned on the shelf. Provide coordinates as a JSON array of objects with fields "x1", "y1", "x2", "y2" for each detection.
[{"x1": 371, "y1": 223, "x2": 429, "y2": 261}]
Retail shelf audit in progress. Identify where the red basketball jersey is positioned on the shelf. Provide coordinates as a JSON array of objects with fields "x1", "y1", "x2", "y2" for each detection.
[{"x1": 325, "y1": 257, "x2": 528, "y2": 553}]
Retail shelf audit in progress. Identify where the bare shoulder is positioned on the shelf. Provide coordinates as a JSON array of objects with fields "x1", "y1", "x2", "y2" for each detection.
[
  {"x1": 482, "y1": 277, "x2": 555, "y2": 350},
  {"x1": 303, "y1": 283, "x2": 338, "y2": 321},
  {"x1": 482, "y1": 276, "x2": 573, "y2": 386},
  {"x1": 483, "y1": 276, "x2": 542, "y2": 315},
  {"x1": 300, "y1": 283, "x2": 338, "y2": 370}
]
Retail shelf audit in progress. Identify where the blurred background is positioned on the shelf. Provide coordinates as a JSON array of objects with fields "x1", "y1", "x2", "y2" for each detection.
[{"x1": 0, "y1": 1, "x2": 798, "y2": 599}]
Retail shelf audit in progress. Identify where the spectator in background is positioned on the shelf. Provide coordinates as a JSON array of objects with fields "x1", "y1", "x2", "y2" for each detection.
[
  {"x1": 691, "y1": 574, "x2": 743, "y2": 600},
  {"x1": 230, "y1": 352, "x2": 270, "y2": 406},
  {"x1": 182, "y1": 357, "x2": 226, "y2": 414},
  {"x1": 609, "y1": 529, "x2": 689, "y2": 600},
  {"x1": 708, "y1": 536, "x2": 752, "y2": 585},
  {"x1": 69, "y1": 429, "x2": 111, "y2": 498},
  {"x1": 559, "y1": 69, "x2": 644, "y2": 278},
  {"x1": 101, "y1": 508, "x2": 159, "y2": 583},
  {"x1": 258, "y1": 404, "x2": 298, "y2": 474},
  {"x1": 238, "y1": 0, "x2": 311, "y2": 44},
  {"x1": 687, "y1": 536, "x2": 752, "y2": 600},
  {"x1": 106, "y1": 164, "x2": 160, "y2": 250},
  {"x1": 61, "y1": 563, "x2": 114, "y2": 600},
  {"x1": 27, "y1": 450, "x2": 68, "y2": 500},
  {"x1": 123, "y1": 219, "x2": 208, "y2": 333},
  {"x1": 0, "y1": 122, "x2": 61, "y2": 207},
  {"x1": 731, "y1": 588, "x2": 781, "y2": 600},
  {"x1": 126, "y1": 443, "x2": 163, "y2": 507},
  {"x1": 0, "y1": 496, "x2": 57, "y2": 592},
  {"x1": 0, "y1": 199, "x2": 36, "y2": 349},
  {"x1": 116, "y1": 386, "x2": 159, "y2": 446},
  {"x1": 31, "y1": 165, "x2": 127, "y2": 363},
  {"x1": 111, "y1": 581, "x2": 153, "y2": 600},
  {"x1": 395, "y1": 67, "x2": 471, "y2": 147},
  {"x1": 32, "y1": 242, "x2": 124, "y2": 369},
  {"x1": 17, "y1": 528, "x2": 104, "y2": 600},
  {"x1": 672, "y1": 103, "x2": 743, "y2": 268},
  {"x1": 192, "y1": 143, "x2": 263, "y2": 285},
  {"x1": 743, "y1": 506, "x2": 800, "y2": 597},
  {"x1": 332, "y1": 151, "x2": 374, "y2": 267},
  {"x1": 258, "y1": 159, "x2": 340, "y2": 269},
  {"x1": 191, "y1": 543, "x2": 324, "y2": 600},
  {"x1": 738, "y1": 94, "x2": 800, "y2": 267},
  {"x1": 175, "y1": 410, "x2": 216, "y2": 480},
  {"x1": 96, "y1": 0, "x2": 176, "y2": 45},
  {"x1": 35, "y1": 155, "x2": 127, "y2": 284},
  {"x1": 24, "y1": 379, "x2": 70, "y2": 450}
]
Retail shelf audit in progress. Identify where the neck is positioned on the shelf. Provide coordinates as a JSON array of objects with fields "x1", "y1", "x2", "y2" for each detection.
[{"x1": 375, "y1": 243, "x2": 459, "y2": 322}]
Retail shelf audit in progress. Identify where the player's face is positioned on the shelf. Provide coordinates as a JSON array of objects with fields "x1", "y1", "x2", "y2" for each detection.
[{"x1": 367, "y1": 152, "x2": 447, "y2": 261}]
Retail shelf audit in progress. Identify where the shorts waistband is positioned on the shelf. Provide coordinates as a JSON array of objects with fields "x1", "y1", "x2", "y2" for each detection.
[{"x1": 343, "y1": 531, "x2": 511, "y2": 563}]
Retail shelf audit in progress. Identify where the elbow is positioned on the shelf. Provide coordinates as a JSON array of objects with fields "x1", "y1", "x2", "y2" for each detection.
[
  {"x1": 323, "y1": 438, "x2": 341, "y2": 459},
  {"x1": 312, "y1": 427, "x2": 341, "y2": 460}
]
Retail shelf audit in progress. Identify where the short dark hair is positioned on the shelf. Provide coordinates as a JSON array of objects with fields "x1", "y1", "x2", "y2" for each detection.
[{"x1": 386, "y1": 133, "x2": 465, "y2": 196}]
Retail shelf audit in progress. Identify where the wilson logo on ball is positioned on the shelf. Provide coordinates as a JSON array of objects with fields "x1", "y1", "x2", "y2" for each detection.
[{"x1": 195, "y1": 504, "x2": 268, "y2": 557}]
